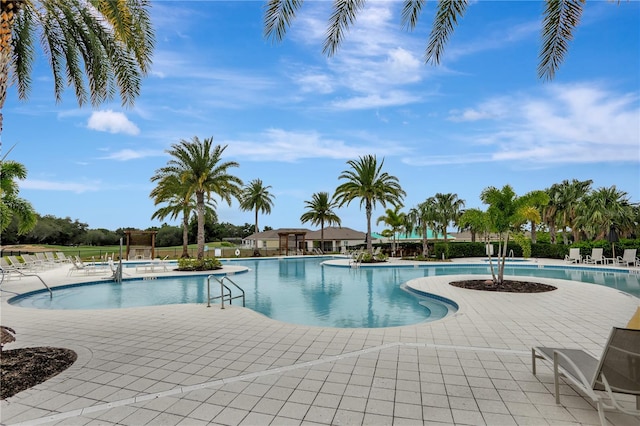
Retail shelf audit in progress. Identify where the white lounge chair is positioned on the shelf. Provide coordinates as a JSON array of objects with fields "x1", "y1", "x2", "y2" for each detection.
[
  {"x1": 55, "y1": 252, "x2": 72, "y2": 263},
  {"x1": 584, "y1": 248, "x2": 605, "y2": 265},
  {"x1": 564, "y1": 248, "x2": 582, "y2": 264},
  {"x1": 617, "y1": 249, "x2": 638, "y2": 267},
  {"x1": 532, "y1": 327, "x2": 640, "y2": 426}
]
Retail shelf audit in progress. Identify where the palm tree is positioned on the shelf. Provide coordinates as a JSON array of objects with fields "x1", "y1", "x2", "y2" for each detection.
[
  {"x1": 518, "y1": 190, "x2": 550, "y2": 244},
  {"x1": 263, "y1": 0, "x2": 606, "y2": 80},
  {"x1": 300, "y1": 192, "x2": 341, "y2": 252},
  {"x1": 0, "y1": 0, "x2": 155, "y2": 136},
  {"x1": 334, "y1": 155, "x2": 405, "y2": 254},
  {"x1": 239, "y1": 179, "x2": 275, "y2": 255},
  {"x1": 433, "y1": 192, "x2": 465, "y2": 244},
  {"x1": 150, "y1": 174, "x2": 217, "y2": 258},
  {"x1": 376, "y1": 206, "x2": 405, "y2": 256},
  {"x1": 0, "y1": 159, "x2": 36, "y2": 238},
  {"x1": 556, "y1": 179, "x2": 593, "y2": 244},
  {"x1": 457, "y1": 208, "x2": 489, "y2": 243},
  {"x1": 154, "y1": 137, "x2": 242, "y2": 259},
  {"x1": 408, "y1": 197, "x2": 438, "y2": 257},
  {"x1": 576, "y1": 186, "x2": 634, "y2": 241}
]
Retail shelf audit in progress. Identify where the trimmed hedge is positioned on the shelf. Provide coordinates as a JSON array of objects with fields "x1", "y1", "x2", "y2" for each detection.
[{"x1": 401, "y1": 239, "x2": 640, "y2": 260}]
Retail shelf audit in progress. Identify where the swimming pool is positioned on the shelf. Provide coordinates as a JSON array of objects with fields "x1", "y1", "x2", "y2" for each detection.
[
  {"x1": 9, "y1": 257, "x2": 639, "y2": 328},
  {"x1": 9, "y1": 258, "x2": 458, "y2": 328}
]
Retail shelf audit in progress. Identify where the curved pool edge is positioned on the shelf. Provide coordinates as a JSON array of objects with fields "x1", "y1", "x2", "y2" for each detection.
[{"x1": 4, "y1": 264, "x2": 251, "y2": 306}]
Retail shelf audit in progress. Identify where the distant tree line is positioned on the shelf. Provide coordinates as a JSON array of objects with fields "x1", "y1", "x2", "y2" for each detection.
[{"x1": 1, "y1": 214, "x2": 259, "y2": 247}]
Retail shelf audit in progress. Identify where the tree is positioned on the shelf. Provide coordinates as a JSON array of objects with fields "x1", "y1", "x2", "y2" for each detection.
[
  {"x1": 239, "y1": 179, "x2": 275, "y2": 254},
  {"x1": 576, "y1": 186, "x2": 634, "y2": 241},
  {"x1": 481, "y1": 185, "x2": 548, "y2": 284},
  {"x1": 0, "y1": 159, "x2": 36, "y2": 239},
  {"x1": 263, "y1": 0, "x2": 609, "y2": 80},
  {"x1": 518, "y1": 190, "x2": 550, "y2": 244},
  {"x1": 433, "y1": 192, "x2": 465, "y2": 247},
  {"x1": 457, "y1": 208, "x2": 489, "y2": 243},
  {"x1": 0, "y1": 0, "x2": 155, "y2": 136},
  {"x1": 376, "y1": 206, "x2": 405, "y2": 256},
  {"x1": 153, "y1": 137, "x2": 242, "y2": 259},
  {"x1": 556, "y1": 179, "x2": 593, "y2": 244},
  {"x1": 150, "y1": 174, "x2": 217, "y2": 258},
  {"x1": 300, "y1": 192, "x2": 341, "y2": 252},
  {"x1": 334, "y1": 155, "x2": 405, "y2": 253},
  {"x1": 408, "y1": 197, "x2": 438, "y2": 257}
]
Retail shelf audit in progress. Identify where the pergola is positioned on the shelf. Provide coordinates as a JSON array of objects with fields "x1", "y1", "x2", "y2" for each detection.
[
  {"x1": 124, "y1": 230, "x2": 157, "y2": 260},
  {"x1": 278, "y1": 230, "x2": 307, "y2": 256}
]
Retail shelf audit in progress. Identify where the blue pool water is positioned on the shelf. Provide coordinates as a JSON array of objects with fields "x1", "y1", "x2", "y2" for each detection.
[{"x1": 9, "y1": 258, "x2": 640, "y2": 328}]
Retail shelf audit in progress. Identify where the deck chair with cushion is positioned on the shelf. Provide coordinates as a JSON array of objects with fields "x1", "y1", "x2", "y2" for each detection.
[
  {"x1": 532, "y1": 323, "x2": 640, "y2": 426},
  {"x1": 565, "y1": 248, "x2": 582, "y2": 264},
  {"x1": 617, "y1": 249, "x2": 638, "y2": 267},
  {"x1": 584, "y1": 248, "x2": 605, "y2": 265}
]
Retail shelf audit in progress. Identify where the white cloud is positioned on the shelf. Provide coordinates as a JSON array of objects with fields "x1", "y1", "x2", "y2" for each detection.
[
  {"x1": 223, "y1": 129, "x2": 371, "y2": 162},
  {"x1": 87, "y1": 110, "x2": 140, "y2": 135},
  {"x1": 100, "y1": 149, "x2": 165, "y2": 161},
  {"x1": 21, "y1": 179, "x2": 101, "y2": 193},
  {"x1": 406, "y1": 82, "x2": 640, "y2": 166}
]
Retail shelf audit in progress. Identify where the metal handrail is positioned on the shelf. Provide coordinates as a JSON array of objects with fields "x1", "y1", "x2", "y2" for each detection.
[
  {"x1": 0, "y1": 267, "x2": 52, "y2": 298},
  {"x1": 207, "y1": 275, "x2": 245, "y2": 309}
]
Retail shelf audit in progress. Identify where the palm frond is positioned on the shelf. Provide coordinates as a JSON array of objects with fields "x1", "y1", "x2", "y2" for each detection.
[
  {"x1": 425, "y1": 0, "x2": 468, "y2": 65},
  {"x1": 323, "y1": 0, "x2": 366, "y2": 57},
  {"x1": 538, "y1": 0, "x2": 585, "y2": 80},
  {"x1": 264, "y1": 0, "x2": 304, "y2": 43},
  {"x1": 401, "y1": 0, "x2": 425, "y2": 30}
]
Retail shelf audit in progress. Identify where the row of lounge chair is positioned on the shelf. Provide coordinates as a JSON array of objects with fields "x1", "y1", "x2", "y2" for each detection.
[{"x1": 565, "y1": 248, "x2": 639, "y2": 267}]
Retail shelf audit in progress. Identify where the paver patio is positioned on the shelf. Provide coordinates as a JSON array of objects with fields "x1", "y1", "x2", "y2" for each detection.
[{"x1": 1, "y1": 257, "x2": 639, "y2": 425}]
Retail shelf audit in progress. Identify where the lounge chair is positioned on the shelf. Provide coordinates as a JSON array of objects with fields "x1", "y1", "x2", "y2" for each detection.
[
  {"x1": 564, "y1": 248, "x2": 582, "y2": 264},
  {"x1": 532, "y1": 327, "x2": 640, "y2": 426},
  {"x1": 584, "y1": 248, "x2": 605, "y2": 265},
  {"x1": 617, "y1": 249, "x2": 638, "y2": 267},
  {"x1": 55, "y1": 252, "x2": 72, "y2": 263}
]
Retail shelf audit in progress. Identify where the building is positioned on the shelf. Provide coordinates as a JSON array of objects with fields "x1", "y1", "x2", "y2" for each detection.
[{"x1": 242, "y1": 227, "x2": 368, "y2": 254}]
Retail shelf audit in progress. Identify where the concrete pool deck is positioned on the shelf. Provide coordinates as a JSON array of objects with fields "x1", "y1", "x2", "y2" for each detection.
[{"x1": 1, "y1": 257, "x2": 639, "y2": 425}]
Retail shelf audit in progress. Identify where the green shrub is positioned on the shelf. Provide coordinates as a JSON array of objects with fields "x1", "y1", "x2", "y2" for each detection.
[{"x1": 177, "y1": 257, "x2": 222, "y2": 271}]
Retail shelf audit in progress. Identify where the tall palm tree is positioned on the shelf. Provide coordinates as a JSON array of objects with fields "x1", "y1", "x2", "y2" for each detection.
[
  {"x1": 150, "y1": 174, "x2": 217, "y2": 258},
  {"x1": 556, "y1": 179, "x2": 592, "y2": 244},
  {"x1": 376, "y1": 206, "x2": 405, "y2": 256},
  {"x1": 518, "y1": 190, "x2": 550, "y2": 244},
  {"x1": 264, "y1": 0, "x2": 605, "y2": 80},
  {"x1": 154, "y1": 137, "x2": 242, "y2": 259},
  {"x1": 334, "y1": 155, "x2": 405, "y2": 253},
  {"x1": 433, "y1": 192, "x2": 465, "y2": 244},
  {"x1": 239, "y1": 179, "x2": 275, "y2": 254},
  {"x1": 408, "y1": 197, "x2": 438, "y2": 257},
  {"x1": 0, "y1": 158, "x2": 36, "y2": 237},
  {"x1": 300, "y1": 192, "x2": 341, "y2": 252},
  {"x1": 1, "y1": 0, "x2": 155, "y2": 136}
]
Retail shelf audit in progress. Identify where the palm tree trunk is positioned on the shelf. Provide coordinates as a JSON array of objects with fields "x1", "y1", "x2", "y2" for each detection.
[
  {"x1": 422, "y1": 225, "x2": 427, "y2": 256},
  {"x1": 366, "y1": 200, "x2": 373, "y2": 253},
  {"x1": 181, "y1": 213, "x2": 189, "y2": 258},
  {"x1": 196, "y1": 192, "x2": 205, "y2": 259},
  {"x1": 530, "y1": 220, "x2": 537, "y2": 244},
  {"x1": 254, "y1": 208, "x2": 259, "y2": 255},
  {"x1": 320, "y1": 219, "x2": 325, "y2": 252},
  {"x1": 0, "y1": 1, "x2": 18, "y2": 138}
]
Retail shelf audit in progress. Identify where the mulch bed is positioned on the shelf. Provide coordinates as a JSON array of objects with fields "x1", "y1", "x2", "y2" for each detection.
[
  {"x1": 450, "y1": 279, "x2": 556, "y2": 293},
  {"x1": 1, "y1": 347, "x2": 77, "y2": 400}
]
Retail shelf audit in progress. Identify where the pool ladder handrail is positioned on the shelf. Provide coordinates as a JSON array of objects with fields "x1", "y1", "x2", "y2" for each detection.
[
  {"x1": 0, "y1": 268, "x2": 52, "y2": 298},
  {"x1": 207, "y1": 275, "x2": 245, "y2": 309}
]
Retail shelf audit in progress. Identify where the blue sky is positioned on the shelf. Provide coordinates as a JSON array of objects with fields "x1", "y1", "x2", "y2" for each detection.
[{"x1": 3, "y1": 1, "x2": 639, "y2": 234}]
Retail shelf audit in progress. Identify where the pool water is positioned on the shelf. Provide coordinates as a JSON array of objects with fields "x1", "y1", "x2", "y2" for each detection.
[
  {"x1": 9, "y1": 258, "x2": 640, "y2": 328},
  {"x1": 9, "y1": 258, "x2": 457, "y2": 328}
]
